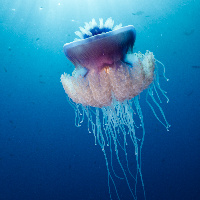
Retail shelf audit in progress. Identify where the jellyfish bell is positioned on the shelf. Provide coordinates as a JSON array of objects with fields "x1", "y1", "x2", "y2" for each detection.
[
  {"x1": 61, "y1": 18, "x2": 170, "y2": 200},
  {"x1": 63, "y1": 25, "x2": 136, "y2": 72}
]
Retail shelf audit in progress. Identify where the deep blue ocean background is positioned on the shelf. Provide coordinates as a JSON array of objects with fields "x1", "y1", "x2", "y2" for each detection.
[{"x1": 0, "y1": 0, "x2": 200, "y2": 199}]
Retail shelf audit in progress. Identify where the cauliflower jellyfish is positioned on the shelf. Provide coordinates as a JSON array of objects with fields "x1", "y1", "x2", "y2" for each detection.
[{"x1": 61, "y1": 18, "x2": 170, "y2": 200}]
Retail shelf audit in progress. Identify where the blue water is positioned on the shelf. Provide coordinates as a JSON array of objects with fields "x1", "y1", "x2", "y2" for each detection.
[{"x1": 0, "y1": 0, "x2": 200, "y2": 199}]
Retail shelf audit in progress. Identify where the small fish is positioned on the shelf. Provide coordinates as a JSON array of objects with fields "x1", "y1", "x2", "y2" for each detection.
[
  {"x1": 192, "y1": 66, "x2": 200, "y2": 69},
  {"x1": 3, "y1": 67, "x2": 7, "y2": 72},
  {"x1": 184, "y1": 90, "x2": 193, "y2": 96},
  {"x1": 71, "y1": 19, "x2": 79, "y2": 23},
  {"x1": 132, "y1": 11, "x2": 144, "y2": 16},
  {"x1": 184, "y1": 29, "x2": 194, "y2": 36}
]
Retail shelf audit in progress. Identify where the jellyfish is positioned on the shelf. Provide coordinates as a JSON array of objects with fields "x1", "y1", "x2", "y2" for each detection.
[{"x1": 61, "y1": 18, "x2": 170, "y2": 200}]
